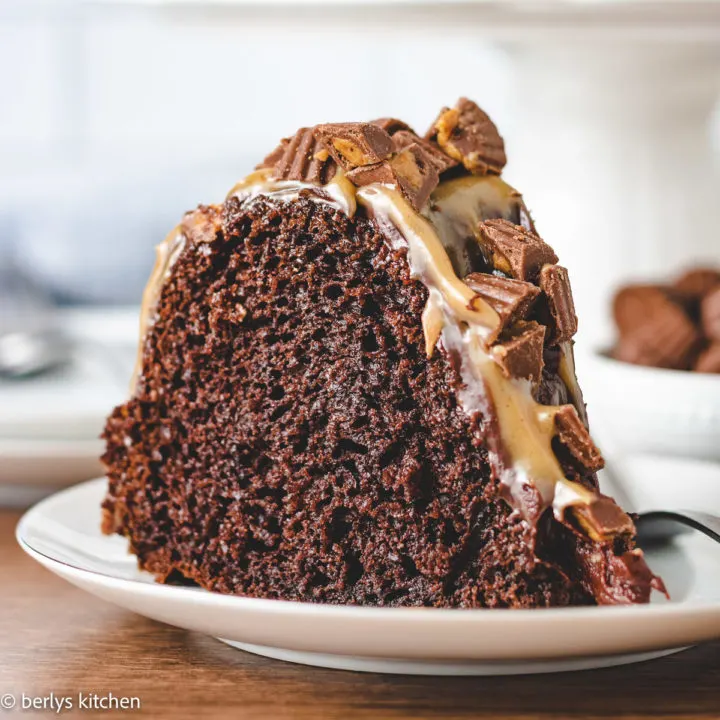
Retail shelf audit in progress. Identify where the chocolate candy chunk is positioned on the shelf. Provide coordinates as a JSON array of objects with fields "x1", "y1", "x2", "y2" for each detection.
[
  {"x1": 673, "y1": 268, "x2": 720, "y2": 301},
  {"x1": 256, "y1": 137, "x2": 290, "y2": 170},
  {"x1": 477, "y1": 219, "x2": 558, "y2": 282},
  {"x1": 695, "y1": 343, "x2": 720, "y2": 373},
  {"x1": 273, "y1": 127, "x2": 337, "y2": 184},
  {"x1": 553, "y1": 404, "x2": 605, "y2": 473},
  {"x1": 426, "y1": 98, "x2": 506, "y2": 175},
  {"x1": 540, "y1": 264, "x2": 578, "y2": 345},
  {"x1": 613, "y1": 286, "x2": 701, "y2": 370},
  {"x1": 491, "y1": 321, "x2": 546, "y2": 384},
  {"x1": 346, "y1": 143, "x2": 439, "y2": 211},
  {"x1": 701, "y1": 285, "x2": 720, "y2": 341},
  {"x1": 315, "y1": 122, "x2": 394, "y2": 171},
  {"x1": 371, "y1": 117, "x2": 414, "y2": 136},
  {"x1": 570, "y1": 496, "x2": 635, "y2": 543},
  {"x1": 465, "y1": 272, "x2": 540, "y2": 339},
  {"x1": 392, "y1": 130, "x2": 458, "y2": 175},
  {"x1": 181, "y1": 204, "x2": 223, "y2": 245}
]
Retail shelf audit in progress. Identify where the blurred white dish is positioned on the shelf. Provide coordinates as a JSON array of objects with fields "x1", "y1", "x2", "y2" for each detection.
[
  {"x1": 0, "y1": 437, "x2": 102, "y2": 488},
  {"x1": 582, "y1": 350, "x2": 720, "y2": 462},
  {"x1": 0, "y1": 307, "x2": 137, "y2": 441},
  {"x1": 16, "y1": 478, "x2": 720, "y2": 676}
]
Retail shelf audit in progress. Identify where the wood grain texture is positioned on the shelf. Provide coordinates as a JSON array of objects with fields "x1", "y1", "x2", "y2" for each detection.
[{"x1": 1, "y1": 508, "x2": 719, "y2": 719}]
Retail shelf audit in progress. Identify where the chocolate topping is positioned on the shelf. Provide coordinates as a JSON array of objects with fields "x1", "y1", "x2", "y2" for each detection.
[
  {"x1": 392, "y1": 130, "x2": 459, "y2": 175},
  {"x1": 256, "y1": 137, "x2": 290, "y2": 171},
  {"x1": 315, "y1": 122, "x2": 394, "y2": 171},
  {"x1": 346, "y1": 143, "x2": 439, "y2": 211},
  {"x1": 370, "y1": 117, "x2": 414, "y2": 136},
  {"x1": 540, "y1": 264, "x2": 579, "y2": 345},
  {"x1": 491, "y1": 321, "x2": 546, "y2": 384},
  {"x1": 673, "y1": 268, "x2": 720, "y2": 301},
  {"x1": 695, "y1": 342, "x2": 720, "y2": 373},
  {"x1": 701, "y1": 285, "x2": 720, "y2": 341},
  {"x1": 552, "y1": 404, "x2": 604, "y2": 473},
  {"x1": 613, "y1": 286, "x2": 701, "y2": 370},
  {"x1": 569, "y1": 496, "x2": 634, "y2": 543},
  {"x1": 465, "y1": 272, "x2": 540, "y2": 341},
  {"x1": 273, "y1": 128, "x2": 337, "y2": 184},
  {"x1": 478, "y1": 219, "x2": 558, "y2": 282},
  {"x1": 426, "y1": 98, "x2": 507, "y2": 176}
]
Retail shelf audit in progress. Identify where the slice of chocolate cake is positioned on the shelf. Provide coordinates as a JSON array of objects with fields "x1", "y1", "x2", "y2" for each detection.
[{"x1": 102, "y1": 99, "x2": 664, "y2": 607}]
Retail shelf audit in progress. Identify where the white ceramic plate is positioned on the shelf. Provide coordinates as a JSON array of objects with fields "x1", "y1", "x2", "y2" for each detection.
[{"x1": 17, "y1": 478, "x2": 720, "y2": 675}]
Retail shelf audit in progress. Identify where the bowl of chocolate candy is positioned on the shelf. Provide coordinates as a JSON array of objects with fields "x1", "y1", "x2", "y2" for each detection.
[{"x1": 586, "y1": 268, "x2": 720, "y2": 461}]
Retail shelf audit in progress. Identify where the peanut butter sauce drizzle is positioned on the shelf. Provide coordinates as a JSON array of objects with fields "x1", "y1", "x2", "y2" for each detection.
[
  {"x1": 355, "y1": 183, "x2": 595, "y2": 519},
  {"x1": 130, "y1": 225, "x2": 186, "y2": 394}
]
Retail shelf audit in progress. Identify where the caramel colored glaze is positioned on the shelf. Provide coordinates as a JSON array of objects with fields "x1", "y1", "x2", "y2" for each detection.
[
  {"x1": 227, "y1": 168, "x2": 357, "y2": 217},
  {"x1": 357, "y1": 185, "x2": 501, "y2": 335},
  {"x1": 356, "y1": 184, "x2": 595, "y2": 521},
  {"x1": 424, "y1": 174, "x2": 531, "y2": 278},
  {"x1": 130, "y1": 225, "x2": 186, "y2": 394},
  {"x1": 138, "y1": 171, "x2": 598, "y2": 526}
]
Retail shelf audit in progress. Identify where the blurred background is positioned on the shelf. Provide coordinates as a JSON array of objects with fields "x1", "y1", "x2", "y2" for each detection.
[{"x1": 1, "y1": 0, "x2": 720, "y2": 501}]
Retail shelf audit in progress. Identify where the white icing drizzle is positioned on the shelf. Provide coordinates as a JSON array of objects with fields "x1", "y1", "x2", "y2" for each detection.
[{"x1": 227, "y1": 169, "x2": 357, "y2": 217}]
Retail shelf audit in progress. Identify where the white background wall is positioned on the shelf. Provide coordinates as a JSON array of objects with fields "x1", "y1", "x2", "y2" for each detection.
[{"x1": 2, "y1": 0, "x2": 719, "y2": 346}]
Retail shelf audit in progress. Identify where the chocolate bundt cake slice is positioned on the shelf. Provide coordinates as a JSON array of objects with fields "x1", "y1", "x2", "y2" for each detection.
[{"x1": 102, "y1": 99, "x2": 663, "y2": 607}]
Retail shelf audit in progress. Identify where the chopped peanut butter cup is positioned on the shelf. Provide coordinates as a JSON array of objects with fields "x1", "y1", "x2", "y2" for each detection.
[
  {"x1": 701, "y1": 286, "x2": 720, "y2": 341},
  {"x1": 464, "y1": 272, "x2": 540, "y2": 342},
  {"x1": 346, "y1": 143, "x2": 439, "y2": 211},
  {"x1": 426, "y1": 98, "x2": 507, "y2": 175},
  {"x1": 492, "y1": 321, "x2": 546, "y2": 384},
  {"x1": 315, "y1": 122, "x2": 394, "y2": 171},
  {"x1": 553, "y1": 404, "x2": 605, "y2": 473},
  {"x1": 478, "y1": 219, "x2": 558, "y2": 282},
  {"x1": 271, "y1": 127, "x2": 337, "y2": 184},
  {"x1": 540, "y1": 264, "x2": 578, "y2": 345}
]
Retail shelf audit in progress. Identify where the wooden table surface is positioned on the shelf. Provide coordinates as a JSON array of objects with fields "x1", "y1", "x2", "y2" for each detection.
[{"x1": 2, "y1": 509, "x2": 719, "y2": 720}]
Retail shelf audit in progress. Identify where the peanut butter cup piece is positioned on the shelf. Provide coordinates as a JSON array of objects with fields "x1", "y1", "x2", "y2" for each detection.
[
  {"x1": 492, "y1": 321, "x2": 546, "y2": 384},
  {"x1": 695, "y1": 342, "x2": 720, "y2": 373},
  {"x1": 540, "y1": 264, "x2": 578, "y2": 345},
  {"x1": 673, "y1": 268, "x2": 720, "y2": 301},
  {"x1": 272, "y1": 127, "x2": 337, "y2": 184},
  {"x1": 315, "y1": 122, "x2": 394, "y2": 171},
  {"x1": 392, "y1": 130, "x2": 458, "y2": 175},
  {"x1": 701, "y1": 285, "x2": 720, "y2": 341},
  {"x1": 613, "y1": 286, "x2": 701, "y2": 370},
  {"x1": 465, "y1": 272, "x2": 540, "y2": 340},
  {"x1": 553, "y1": 404, "x2": 605, "y2": 473},
  {"x1": 477, "y1": 219, "x2": 558, "y2": 282},
  {"x1": 256, "y1": 137, "x2": 290, "y2": 171},
  {"x1": 570, "y1": 496, "x2": 635, "y2": 544},
  {"x1": 346, "y1": 143, "x2": 439, "y2": 211},
  {"x1": 426, "y1": 98, "x2": 507, "y2": 175},
  {"x1": 371, "y1": 117, "x2": 414, "y2": 136}
]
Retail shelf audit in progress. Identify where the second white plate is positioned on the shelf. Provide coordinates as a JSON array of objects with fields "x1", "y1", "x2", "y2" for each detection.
[{"x1": 17, "y1": 478, "x2": 720, "y2": 675}]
